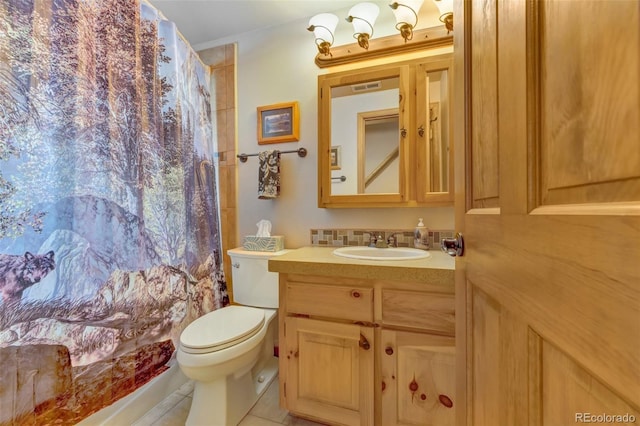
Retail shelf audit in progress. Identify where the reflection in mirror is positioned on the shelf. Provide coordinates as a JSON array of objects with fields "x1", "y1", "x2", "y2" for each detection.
[
  {"x1": 330, "y1": 77, "x2": 400, "y2": 196},
  {"x1": 426, "y1": 69, "x2": 449, "y2": 193},
  {"x1": 359, "y1": 109, "x2": 399, "y2": 193}
]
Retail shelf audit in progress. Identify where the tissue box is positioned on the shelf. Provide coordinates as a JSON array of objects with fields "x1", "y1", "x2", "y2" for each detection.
[{"x1": 242, "y1": 236, "x2": 285, "y2": 252}]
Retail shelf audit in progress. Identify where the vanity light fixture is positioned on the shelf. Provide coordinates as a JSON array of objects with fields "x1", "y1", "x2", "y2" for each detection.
[
  {"x1": 346, "y1": 2, "x2": 380, "y2": 50},
  {"x1": 432, "y1": 0, "x2": 453, "y2": 33},
  {"x1": 307, "y1": 13, "x2": 339, "y2": 57},
  {"x1": 307, "y1": 1, "x2": 453, "y2": 68},
  {"x1": 389, "y1": 0, "x2": 424, "y2": 42}
]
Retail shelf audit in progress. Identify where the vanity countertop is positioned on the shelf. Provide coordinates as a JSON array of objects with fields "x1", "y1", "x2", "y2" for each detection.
[{"x1": 268, "y1": 246, "x2": 455, "y2": 284}]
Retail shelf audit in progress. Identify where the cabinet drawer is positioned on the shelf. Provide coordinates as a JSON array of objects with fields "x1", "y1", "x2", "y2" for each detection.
[
  {"x1": 286, "y1": 283, "x2": 373, "y2": 323},
  {"x1": 381, "y1": 289, "x2": 454, "y2": 335}
]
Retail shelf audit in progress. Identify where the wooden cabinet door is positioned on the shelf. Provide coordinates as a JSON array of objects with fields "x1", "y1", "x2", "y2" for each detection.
[
  {"x1": 318, "y1": 65, "x2": 412, "y2": 208},
  {"x1": 283, "y1": 317, "x2": 374, "y2": 426},
  {"x1": 380, "y1": 330, "x2": 455, "y2": 426},
  {"x1": 454, "y1": 0, "x2": 640, "y2": 424},
  {"x1": 415, "y1": 57, "x2": 455, "y2": 205}
]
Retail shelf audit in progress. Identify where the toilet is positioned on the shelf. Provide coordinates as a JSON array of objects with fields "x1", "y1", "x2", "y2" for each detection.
[{"x1": 177, "y1": 247, "x2": 288, "y2": 426}]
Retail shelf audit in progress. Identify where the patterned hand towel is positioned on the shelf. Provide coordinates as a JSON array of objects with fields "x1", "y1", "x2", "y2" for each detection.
[{"x1": 258, "y1": 150, "x2": 280, "y2": 199}]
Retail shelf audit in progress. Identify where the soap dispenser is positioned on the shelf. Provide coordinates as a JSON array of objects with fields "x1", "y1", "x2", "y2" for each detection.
[{"x1": 414, "y1": 218, "x2": 429, "y2": 250}]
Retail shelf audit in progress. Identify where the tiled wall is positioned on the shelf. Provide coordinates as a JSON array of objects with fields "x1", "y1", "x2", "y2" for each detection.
[
  {"x1": 199, "y1": 44, "x2": 237, "y2": 302},
  {"x1": 311, "y1": 228, "x2": 455, "y2": 250}
]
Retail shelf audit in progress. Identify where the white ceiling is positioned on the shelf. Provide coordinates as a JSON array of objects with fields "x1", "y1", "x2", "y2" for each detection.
[{"x1": 148, "y1": 0, "x2": 358, "y2": 47}]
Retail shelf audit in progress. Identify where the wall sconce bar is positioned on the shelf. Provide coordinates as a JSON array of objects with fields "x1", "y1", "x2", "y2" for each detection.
[
  {"x1": 237, "y1": 147, "x2": 307, "y2": 163},
  {"x1": 314, "y1": 25, "x2": 452, "y2": 68},
  {"x1": 308, "y1": 13, "x2": 339, "y2": 57},
  {"x1": 389, "y1": 0, "x2": 425, "y2": 43},
  {"x1": 346, "y1": 2, "x2": 380, "y2": 50},
  {"x1": 433, "y1": 0, "x2": 454, "y2": 33}
]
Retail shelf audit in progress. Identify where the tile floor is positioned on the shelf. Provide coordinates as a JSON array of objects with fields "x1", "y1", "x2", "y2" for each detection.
[{"x1": 132, "y1": 376, "x2": 325, "y2": 426}]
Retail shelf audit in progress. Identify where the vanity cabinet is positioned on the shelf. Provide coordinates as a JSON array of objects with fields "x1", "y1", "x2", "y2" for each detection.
[
  {"x1": 317, "y1": 54, "x2": 453, "y2": 208},
  {"x1": 284, "y1": 317, "x2": 375, "y2": 426},
  {"x1": 278, "y1": 274, "x2": 455, "y2": 426},
  {"x1": 380, "y1": 330, "x2": 455, "y2": 426}
]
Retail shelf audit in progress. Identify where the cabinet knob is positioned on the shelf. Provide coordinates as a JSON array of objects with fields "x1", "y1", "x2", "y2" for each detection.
[
  {"x1": 418, "y1": 125, "x2": 425, "y2": 137},
  {"x1": 385, "y1": 346, "x2": 394, "y2": 355},
  {"x1": 400, "y1": 127, "x2": 407, "y2": 138},
  {"x1": 359, "y1": 334, "x2": 370, "y2": 350},
  {"x1": 381, "y1": 381, "x2": 386, "y2": 392},
  {"x1": 351, "y1": 290, "x2": 360, "y2": 298}
]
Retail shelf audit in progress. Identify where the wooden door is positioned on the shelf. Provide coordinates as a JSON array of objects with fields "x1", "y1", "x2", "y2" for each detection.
[
  {"x1": 284, "y1": 317, "x2": 374, "y2": 426},
  {"x1": 454, "y1": 0, "x2": 640, "y2": 425},
  {"x1": 380, "y1": 329, "x2": 455, "y2": 426}
]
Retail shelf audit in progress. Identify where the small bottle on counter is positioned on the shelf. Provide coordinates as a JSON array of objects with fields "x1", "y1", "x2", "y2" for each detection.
[{"x1": 414, "y1": 218, "x2": 429, "y2": 250}]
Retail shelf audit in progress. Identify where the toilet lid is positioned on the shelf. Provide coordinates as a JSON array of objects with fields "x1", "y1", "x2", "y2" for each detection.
[{"x1": 180, "y1": 305, "x2": 265, "y2": 353}]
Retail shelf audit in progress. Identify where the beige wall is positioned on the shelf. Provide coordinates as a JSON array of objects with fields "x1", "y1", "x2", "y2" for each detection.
[{"x1": 197, "y1": 9, "x2": 454, "y2": 251}]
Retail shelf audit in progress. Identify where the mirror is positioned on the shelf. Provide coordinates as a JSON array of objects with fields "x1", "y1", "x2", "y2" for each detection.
[
  {"x1": 329, "y1": 76, "x2": 401, "y2": 196},
  {"x1": 359, "y1": 109, "x2": 399, "y2": 193},
  {"x1": 318, "y1": 55, "x2": 453, "y2": 208},
  {"x1": 426, "y1": 69, "x2": 449, "y2": 193},
  {"x1": 318, "y1": 64, "x2": 410, "y2": 207}
]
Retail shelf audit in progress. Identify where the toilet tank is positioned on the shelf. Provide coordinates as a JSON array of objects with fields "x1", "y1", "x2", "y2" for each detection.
[{"x1": 227, "y1": 248, "x2": 289, "y2": 308}]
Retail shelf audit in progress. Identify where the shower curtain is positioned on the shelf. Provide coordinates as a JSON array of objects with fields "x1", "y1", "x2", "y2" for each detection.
[{"x1": 0, "y1": 0, "x2": 228, "y2": 423}]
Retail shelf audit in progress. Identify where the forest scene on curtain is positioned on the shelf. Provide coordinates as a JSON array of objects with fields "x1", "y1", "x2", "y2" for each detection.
[{"x1": 0, "y1": 0, "x2": 228, "y2": 423}]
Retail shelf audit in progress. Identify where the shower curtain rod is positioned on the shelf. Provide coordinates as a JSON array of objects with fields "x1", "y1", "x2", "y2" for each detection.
[{"x1": 237, "y1": 147, "x2": 307, "y2": 163}]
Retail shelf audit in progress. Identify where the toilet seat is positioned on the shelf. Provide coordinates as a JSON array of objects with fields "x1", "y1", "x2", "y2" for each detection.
[{"x1": 180, "y1": 305, "x2": 265, "y2": 354}]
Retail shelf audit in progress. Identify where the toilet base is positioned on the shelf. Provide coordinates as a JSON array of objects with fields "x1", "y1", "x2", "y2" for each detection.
[{"x1": 186, "y1": 355, "x2": 278, "y2": 426}]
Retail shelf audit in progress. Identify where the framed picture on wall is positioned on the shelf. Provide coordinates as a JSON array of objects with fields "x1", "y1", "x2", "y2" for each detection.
[
  {"x1": 257, "y1": 101, "x2": 300, "y2": 144},
  {"x1": 330, "y1": 145, "x2": 341, "y2": 170}
]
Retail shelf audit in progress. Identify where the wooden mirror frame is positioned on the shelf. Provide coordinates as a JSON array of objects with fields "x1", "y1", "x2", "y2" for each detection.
[
  {"x1": 317, "y1": 54, "x2": 454, "y2": 209},
  {"x1": 318, "y1": 65, "x2": 412, "y2": 208}
]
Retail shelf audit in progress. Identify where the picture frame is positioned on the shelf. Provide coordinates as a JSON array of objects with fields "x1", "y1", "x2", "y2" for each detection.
[
  {"x1": 330, "y1": 145, "x2": 341, "y2": 170},
  {"x1": 257, "y1": 101, "x2": 300, "y2": 144}
]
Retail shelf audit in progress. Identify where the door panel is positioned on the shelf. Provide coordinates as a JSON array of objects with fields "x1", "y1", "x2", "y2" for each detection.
[
  {"x1": 466, "y1": 213, "x2": 640, "y2": 398},
  {"x1": 538, "y1": 337, "x2": 640, "y2": 425},
  {"x1": 455, "y1": 0, "x2": 640, "y2": 424},
  {"x1": 539, "y1": 1, "x2": 640, "y2": 206},
  {"x1": 469, "y1": 0, "x2": 499, "y2": 209},
  {"x1": 469, "y1": 287, "x2": 500, "y2": 426},
  {"x1": 470, "y1": 285, "x2": 531, "y2": 426}
]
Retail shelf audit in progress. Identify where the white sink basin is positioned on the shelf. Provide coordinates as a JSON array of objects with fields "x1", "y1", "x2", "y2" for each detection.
[{"x1": 333, "y1": 246, "x2": 431, "y2": 261}]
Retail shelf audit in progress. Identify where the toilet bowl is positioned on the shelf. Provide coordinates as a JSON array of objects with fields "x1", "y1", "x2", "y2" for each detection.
[{"x1": 177, "y1": 248, "x2": 287, "y2": 426}]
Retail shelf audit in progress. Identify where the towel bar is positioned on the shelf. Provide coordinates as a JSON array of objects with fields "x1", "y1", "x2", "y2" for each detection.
[{"x1": 237, "y1": 147, "x2": 307, "y2": 163}]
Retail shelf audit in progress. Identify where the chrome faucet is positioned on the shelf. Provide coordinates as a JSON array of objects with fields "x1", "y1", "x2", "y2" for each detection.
[
  {"x1": 365, "y1": 231, "x2": 400, "y2": 248},
  {"x1": 374, "y1": 234, "x2": 388, "y2": 248},
  {"x1": 365, "y1": 232, "x2": 374, "y2": 247},
  {"x1": 365, "y1": 232, "x2": 387, "y2": 248},
  {"x1": 386, "y1": 232, "x2": 401, "y2": 248}
]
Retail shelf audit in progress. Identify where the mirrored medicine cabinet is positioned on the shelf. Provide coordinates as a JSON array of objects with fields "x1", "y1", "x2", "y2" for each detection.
[{"x1": 317, "y1": 54, "x2": 454, "y2": 208}]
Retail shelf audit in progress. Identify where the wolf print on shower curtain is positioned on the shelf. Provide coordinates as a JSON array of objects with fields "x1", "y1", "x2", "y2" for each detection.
[{"x1": 0, "y1": 0, "x2": 228, "y2": 423}]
